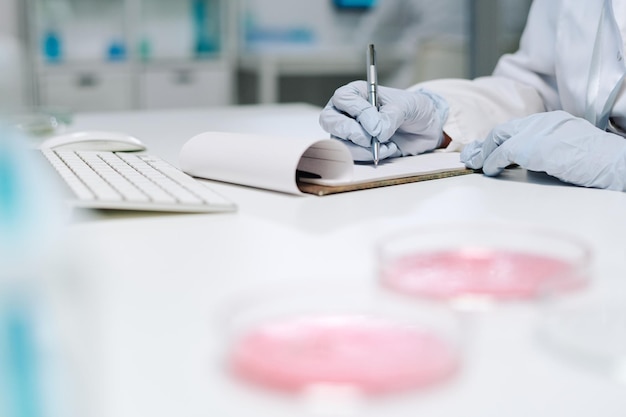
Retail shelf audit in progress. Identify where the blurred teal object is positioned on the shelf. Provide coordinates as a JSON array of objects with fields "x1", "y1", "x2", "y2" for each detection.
[
  {"x1": 191, "y1": 0, "x2": 220, "y2": 55},
  {"x1": 0, "y1": 303, "x2": 40, "y2": 417},
  {"x1": 333, "y1": 0, "x2": 377, "y2": 9},
  {"x1": 42, "y1": 31, "x2": 62, "y2": 63},
  {"x1": 138, "y1": 37, "x2": 152, "y2": 62},
  {"x1": 0, "y1": 126, "x2": 41, "y2": 417},
  {"x1": 107, "y1": 40, "x2": 127, "y2": 62},
  {"x1": 0, "y1": 125, "x2": 70, "y2": 417},
  {"x1": 0, "y1": 127, "x2": 33, "y2": 239},
  {"x1": 0, "y1": 123, "x2": 66, "y2": 248},
  {"x1": 0, "y1": 149, "x2": 19, "y2": 231}
]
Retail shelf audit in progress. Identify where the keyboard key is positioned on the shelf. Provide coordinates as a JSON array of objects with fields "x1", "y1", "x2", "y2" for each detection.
[
  {"x1": 56, "y1": 151, "x2": 122, "y2": 201},
  {"x1": 41, "y1": 149, "x2": 237, "y2": 213}
]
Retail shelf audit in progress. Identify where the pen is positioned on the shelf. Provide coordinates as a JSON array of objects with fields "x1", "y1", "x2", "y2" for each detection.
[{"x1": 367, "y1": 44, "x2": 380, "y2": 167}]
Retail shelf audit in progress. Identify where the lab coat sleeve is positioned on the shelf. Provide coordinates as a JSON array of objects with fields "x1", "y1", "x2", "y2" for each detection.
[
  {"x1": 406, "y1": 0, "x2": 562, "y2": 151},
  {"x1": 408, "y1": 76, "x2": 546, "y2": 151},
  {"x1": 491, "y1": 0, "x2": 561, "y2": 111}
]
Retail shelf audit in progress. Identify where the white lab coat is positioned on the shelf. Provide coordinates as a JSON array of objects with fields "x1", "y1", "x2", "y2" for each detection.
[{"x1": 412, "y1": 0, "x2": 626, "y2": 151}]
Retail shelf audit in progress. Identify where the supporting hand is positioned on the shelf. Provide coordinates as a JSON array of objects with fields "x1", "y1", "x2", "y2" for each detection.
[{"x1": 461, "y1": 110, "x2": 626, "y2": 191}]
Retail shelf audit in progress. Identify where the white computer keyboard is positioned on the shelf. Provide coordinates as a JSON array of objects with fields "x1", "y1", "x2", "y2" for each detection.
[{"x1": 42, "y1": 149, "x2": 237, "y2": 213}]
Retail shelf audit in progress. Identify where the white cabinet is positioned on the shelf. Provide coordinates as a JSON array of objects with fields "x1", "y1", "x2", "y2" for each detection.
[
  {"x1": 28, "y1": 0, "x2": 236, "y2": 112},
  {"x1": 39, "y1": 65, "x2": 135, "y2": 111},
  {"x1": 139, "y1": 62, "x2": 233, "y2": 109}
]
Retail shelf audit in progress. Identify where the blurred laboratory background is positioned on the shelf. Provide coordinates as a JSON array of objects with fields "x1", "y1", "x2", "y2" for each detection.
[{"x1": 0, "y1": 0, "x2": 532, "y2": 113}]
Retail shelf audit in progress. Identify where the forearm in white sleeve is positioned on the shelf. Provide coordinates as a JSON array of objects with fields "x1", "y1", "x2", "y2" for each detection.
[{"x1": 408, "y1": 76, "x2": 546, "y2": 151}]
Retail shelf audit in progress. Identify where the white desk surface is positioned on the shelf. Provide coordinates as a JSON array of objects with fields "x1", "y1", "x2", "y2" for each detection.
[{"x1": 55, "y1": 103, "x2": 626, "y2": 417}]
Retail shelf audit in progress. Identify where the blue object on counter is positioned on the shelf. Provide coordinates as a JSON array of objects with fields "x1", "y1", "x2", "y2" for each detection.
[
  {"x1": 333, "y1": 0, "x2": 377, "y2": 9},
  {"x1": 107, "y1": 40, "x2": 127, "y2": 62},
  {"x1": 42, "y1": 31, "x2": 62, "y2": 63},
  {"x1": 192, "y1": 0, "x2": 219, "y2": 55},
  {"x1": 138, "y1": 37, "x2": 151, "y2": 62}
]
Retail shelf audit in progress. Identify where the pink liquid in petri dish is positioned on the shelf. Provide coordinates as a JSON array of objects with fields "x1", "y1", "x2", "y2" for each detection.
[
  {"x1": 229, "y1": 315, "x2": 459, "y2": 395},
  {"x1": 381, "y1": 248, "x2": 586, "y2": 300}
]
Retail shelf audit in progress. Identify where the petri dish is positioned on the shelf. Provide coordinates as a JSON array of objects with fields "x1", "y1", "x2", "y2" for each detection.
[
  {"x1": 1, "y1": 108, "x2": 72, "y2": 137},
  {"x1": 217, "y1": 280, "x2": 463, "y2": 400},
  {"x1": 536, "y1": 289, "x2": 626, "y2": 384},
  {"x1": 376, "y1": 222, "x2": 592, "y2": 308}
]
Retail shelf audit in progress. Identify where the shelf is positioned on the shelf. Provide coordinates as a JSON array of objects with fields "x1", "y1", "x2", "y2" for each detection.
[{"x1": 28, "y1": 0, "x2": 234, "y2": 110}]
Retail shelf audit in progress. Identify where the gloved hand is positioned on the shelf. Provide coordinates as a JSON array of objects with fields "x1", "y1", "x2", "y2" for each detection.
[
  {"x1": 319, "y1": 80, "x2": 449, "y2": 162},
  {"x1": 461, "y1": 110, "x2": 626, "y2": 191}
]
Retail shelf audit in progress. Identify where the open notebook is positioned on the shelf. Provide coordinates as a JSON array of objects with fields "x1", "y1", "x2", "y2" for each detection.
[{"x1": 179, "y1": 132, "x2": 473, "y2": 196}]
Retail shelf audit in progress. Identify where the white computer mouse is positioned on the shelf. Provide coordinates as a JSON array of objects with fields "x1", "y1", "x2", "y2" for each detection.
[{"x1": 40, "y1": 130, "x2": 147, "y2": 152}]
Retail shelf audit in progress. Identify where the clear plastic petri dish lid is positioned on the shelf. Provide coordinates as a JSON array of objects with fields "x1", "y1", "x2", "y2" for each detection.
[
  {"x1": 215, "y1": 279, "x2": 464, "y2": 401},
  {"x1": 536, "y1": 288, "x2": 626, "y2": 384},
  {"x1": 1, "y1": 107, "x2": 72, "y2": 137},
  {"x1": 376, "y1": 222, "x2": 593, "y2": 309}
]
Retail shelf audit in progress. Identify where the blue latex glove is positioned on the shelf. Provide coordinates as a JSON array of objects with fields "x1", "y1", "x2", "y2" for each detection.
[
  {"x1": 461, "y1": 110, "x2": 626, "y2": 191},
  {"x1": 319, "y1": 80, "x2": 449, "y2": 162}
]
